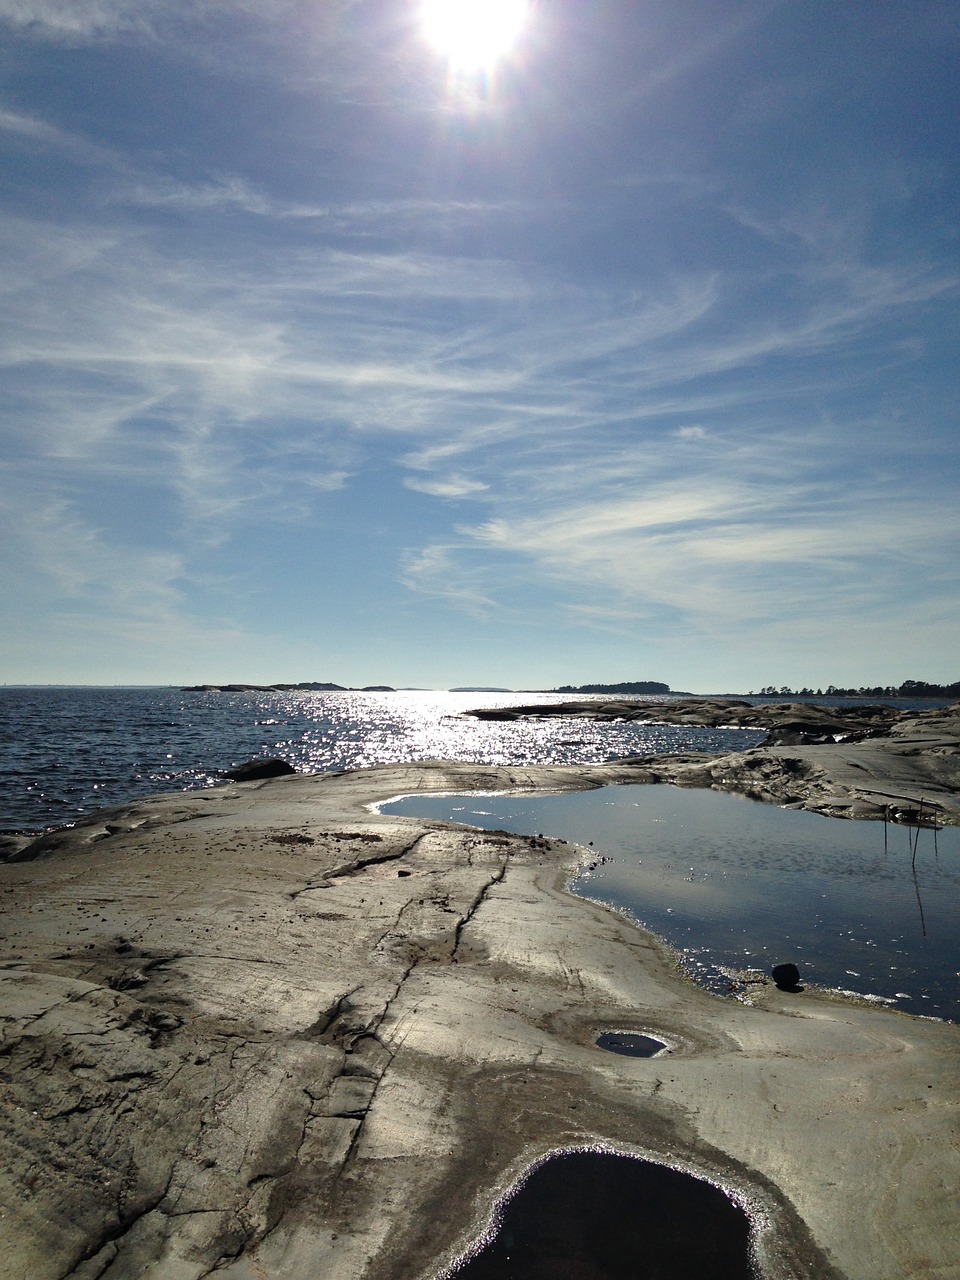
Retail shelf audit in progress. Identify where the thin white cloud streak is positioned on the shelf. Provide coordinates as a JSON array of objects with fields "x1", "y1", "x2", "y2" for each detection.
[
  {"x1": 0, "y1": 105, "x2": 72, "y2": 144},
  {"x1": 115, "y1": 175, "x2": 524, "y2": 233},
  {"x1": 404, "y1": 475, "x2": 489, "y2": 498},
  {"x1": 399, "y1": 545, "x2": 497, "y2": 616},
  {"x1": 0, "y1": 0, "x2": 157, "y2": 41},
  {"x1": 0, "y1": 101, "x2": 139, "y2": 180},
  {"x1": 402, "y1": 386, "x2": 958, "y2": 631},
  {"x1": 0, "y1": 0, "x2": 316, "y2": 45},
  {"x1": 0, "y1": 479, "x2": 262, "y2": 679},
  {"x1": 2, "y1": 225, "x2": 947, "y2": 439},
  {"x1": 428, "y1": 484, "x2": 956, "y2": 631},
  {"x1": 1, "y1": 98, "x2": 530, "y2": 245},
  {"x1": 0, "y1": 0, "x2": 440, "y2": 109}
]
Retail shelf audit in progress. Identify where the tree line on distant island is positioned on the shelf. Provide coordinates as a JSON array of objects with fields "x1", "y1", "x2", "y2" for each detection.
[{"x1": 749, "y1": 679, "x2": 960, "y2": 698}]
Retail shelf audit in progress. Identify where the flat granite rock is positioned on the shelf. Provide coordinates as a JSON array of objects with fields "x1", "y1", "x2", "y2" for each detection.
[{"x1": 1, "y1": 719, "x2": 959, "y2": 1280}]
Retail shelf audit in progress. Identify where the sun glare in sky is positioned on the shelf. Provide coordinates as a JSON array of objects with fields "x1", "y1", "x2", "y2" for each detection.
[{"x1": 420, "y1": 0, "x2": 528, "y2": 70}]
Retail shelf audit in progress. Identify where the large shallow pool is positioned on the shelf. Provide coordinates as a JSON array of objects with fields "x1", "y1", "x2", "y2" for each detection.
[{"x1": 382, "y1": 784, "x2": 960, "y2": 1022}]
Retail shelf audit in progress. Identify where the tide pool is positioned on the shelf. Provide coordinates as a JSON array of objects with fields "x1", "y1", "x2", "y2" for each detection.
[{"x1": 382, "y1": 784, "x2": 960, "y2": 1021}]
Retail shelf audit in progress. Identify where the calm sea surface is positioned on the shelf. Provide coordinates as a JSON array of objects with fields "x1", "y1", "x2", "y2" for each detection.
[{"x1": 0, "y1": 686, "x2": 767, "y2": 834}]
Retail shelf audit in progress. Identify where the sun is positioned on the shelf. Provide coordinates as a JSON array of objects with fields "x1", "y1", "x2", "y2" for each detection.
[{"x1": 420, "y1": 0, "x2": 529, "y2": 71}]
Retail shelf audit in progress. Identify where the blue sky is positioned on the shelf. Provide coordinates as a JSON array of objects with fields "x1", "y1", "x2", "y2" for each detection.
[{"x1": 1, "y1": 0, "x2": 958, "y2": 692}]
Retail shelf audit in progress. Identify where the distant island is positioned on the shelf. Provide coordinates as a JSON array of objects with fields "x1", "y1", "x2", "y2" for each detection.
[
  {"x1": 181, "y1": 682, "x2": 395, "y2": 693},
  {"x1": 550, "y1": 681, "x2": 674, "y2": 695},
  {"x1": 180, "y1": 677, "x2": 959, "y2": 699},
  {"x1": 449, "y1": 687, "x2": 514, "y2": 693}
]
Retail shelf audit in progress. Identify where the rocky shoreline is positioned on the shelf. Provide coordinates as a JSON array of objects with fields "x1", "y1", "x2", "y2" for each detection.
[
  {"x1": 467, "y1": 698, "x2": 960, "y2": 826},
  {"x1": 1, "y1": 704, "x2": 959, "y2": 1279},
  {"x1": 468, "y1": 694, "x2": 923, "y2": 739}
]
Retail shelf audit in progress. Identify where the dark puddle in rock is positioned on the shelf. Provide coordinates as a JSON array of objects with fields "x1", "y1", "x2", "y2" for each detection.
[
  {"x1": 595, "y1": 1031, "x2": 666, "y2": 1057},
  {"x1": 450, "y1": 1150, "x2": 756, "y2": 1279}
]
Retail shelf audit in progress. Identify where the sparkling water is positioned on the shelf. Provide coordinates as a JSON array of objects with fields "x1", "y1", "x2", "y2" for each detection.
[{"x1": 0, "y1": 686, "x2": 764, "y2": 833}]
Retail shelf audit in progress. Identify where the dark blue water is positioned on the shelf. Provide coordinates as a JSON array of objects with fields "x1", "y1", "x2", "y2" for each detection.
[
  {"x1": 382, "y1": 785, "x2": 960, "y2": 1022},
  {"x1": 0, "y1": 687, "x2": 767, "y2": 833},
  {"x1": 449, "y1": 1150, "x2": 756, "y2": 1280}
]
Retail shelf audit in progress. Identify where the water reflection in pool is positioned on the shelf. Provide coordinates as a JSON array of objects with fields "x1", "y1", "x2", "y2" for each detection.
[{"x1": 381, "y1": 785, "x2": 960, "y2": 1021}]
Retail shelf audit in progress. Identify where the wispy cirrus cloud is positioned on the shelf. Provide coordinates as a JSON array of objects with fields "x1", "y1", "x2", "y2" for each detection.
[
  {"x1": 0, "y1": 0, "x2": 158, "y2": 41},
  {"x1": 0, "y1": 480, "x2": 258, "y2": 681},
  {"x1": 4, "y1": 195, "x2": 954, "y2": 570},
  {"x1": 401, "y1": 392, "x2": 959, "y2": 638},
  {"x1": 404, "y1": 474, "x2": 489, "y2": 499},
  {"x1": 0, "y1": 0, "x2": 328, "y2": 47},
  {"x1": 399, "y1": 544, "x2": 497, "y2": 617},
  {"x1": 0, "y1": 484, "x2": 184, "y2": 618},
  {"x1": 0, "y1": 105, "x2": 72, "y2": 143},
  {"x1": 114, "y1": 174, "x2": 525, "y2": 232},
  {"x1": 2, "y1": 60, "x2": 957, "y2": 681}
]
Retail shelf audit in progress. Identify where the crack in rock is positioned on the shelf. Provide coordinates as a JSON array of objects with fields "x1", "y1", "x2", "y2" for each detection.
[{"x1": 451, "y1": 860, "x2": 508, "y2": 960}]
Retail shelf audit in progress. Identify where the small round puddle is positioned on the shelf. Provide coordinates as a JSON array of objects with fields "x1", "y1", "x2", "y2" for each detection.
[
  {"x1": 595, "y1": 1031, "x2": 666, "y2": 1058},
  {"x1": 451, "y1": 1150, "x2": 755, "y2": 1279}
]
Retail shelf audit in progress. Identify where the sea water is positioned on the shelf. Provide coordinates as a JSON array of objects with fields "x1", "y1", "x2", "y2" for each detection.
[{"x1": 0, "y1": 686, "x2": 765, "y2": 833}]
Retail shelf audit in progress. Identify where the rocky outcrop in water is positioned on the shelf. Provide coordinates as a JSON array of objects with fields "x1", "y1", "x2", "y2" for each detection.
[
  {"x1": 466, "y1": 697, "x2": 901, "y2": 738},
  {"x1": 225, "y1": 758, "x2": 297, "y2": 782},
  {"x1": 616, "y1": 703, "x2": 960, "y2": 826}
]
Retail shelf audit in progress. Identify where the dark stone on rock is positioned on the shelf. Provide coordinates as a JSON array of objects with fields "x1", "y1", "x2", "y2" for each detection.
[
  {"x1": 226, "y1": 759, "x2": 297, "y2": 782},
  {"x1": 772, "y1": 962, "x2": 802, "y2": 990}
]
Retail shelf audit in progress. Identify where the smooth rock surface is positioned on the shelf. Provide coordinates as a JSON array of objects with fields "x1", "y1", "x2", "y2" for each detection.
[
  {"x1": 2, "y1": 713, "x2": 959, "y2": 1280},
  {"x1": 614, "y1": 701, "x2": 960, "y2": 827}
]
